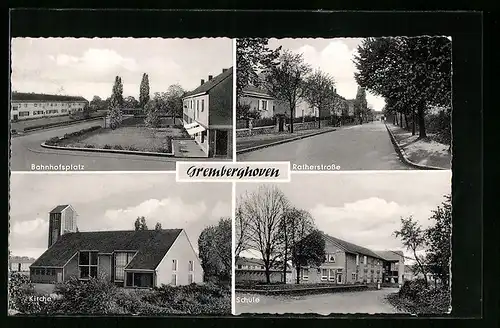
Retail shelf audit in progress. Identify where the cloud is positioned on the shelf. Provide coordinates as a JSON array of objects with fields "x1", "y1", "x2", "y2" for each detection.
[
  {"x1": 309, "y1": 197, "x2": 436, "y2": 252},
  {"x1": 289, "y1": 40, "x2": 385, "y2": 110},
  {"x1": 51, "y1": 48, "x2": 137, "y2": 72},
  {"x1": 102, "y1": 197, "x2": 208, "y2": 231},
  {"x1": 11, "y1": 217, "x2": 48, "y2": 236},
  {"x1": 210, "y1": 201, "x2": 231, "y2": 219}
]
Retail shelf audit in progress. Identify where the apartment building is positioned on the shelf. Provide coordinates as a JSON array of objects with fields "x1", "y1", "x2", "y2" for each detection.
[{"x1": 11, "y1": 92, "x2": 88, "y2": 121}]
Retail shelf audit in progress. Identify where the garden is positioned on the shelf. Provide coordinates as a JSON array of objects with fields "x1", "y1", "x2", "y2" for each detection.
[
  {"x1": 8, "y1": 272, "x2": 231, "y2": 316},
  {"x1": 45, "y1": 116, "x2": 190, "y2": 155}
]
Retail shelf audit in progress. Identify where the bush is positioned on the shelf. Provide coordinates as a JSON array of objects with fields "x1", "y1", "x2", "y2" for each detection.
[
  {"x1": 84, "y1": 144, "x2": 96, "y2": 148},
  {"x1": 45, "y1": 137, "x2": 61, "y2": 146},
  {"x1": 127, "y1": 146, "x2": 138, "y2": 151},
  {"x1": 395, "y1": 279, "x2": 451, "y2": 314},
  {"x1": 399, "y1": 279, "x2": 428, "y2": 299},
  {"x1": 103, "y1": 144, "x2": 112, "y2": 149},
  {"x1": 252, "y1": 117, "x2": 275, "y2": 128},
  {"x1": 8, "y1": 272, "x2": 43, "y2": 314},
  {"x1": 113, "y1": 145, "x2": 124, "y2": 150},
  {"x1": 44, "y1": 126, "x2": 101, "y2": 145}
]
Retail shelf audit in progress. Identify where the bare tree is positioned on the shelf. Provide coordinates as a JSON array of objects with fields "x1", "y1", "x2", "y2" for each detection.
[
  {"x1": 303, "y1": 70, "x2": 336, "y2": 128},
  {"x1": 235, "y1": 196, "x2": 250, "y2": 264},
  {"x1": 240, "y1": 185, "x2": 289, "y2": 283},
  {"x1": 264, "y1": 50, "x2": 312, "y2": 133}
]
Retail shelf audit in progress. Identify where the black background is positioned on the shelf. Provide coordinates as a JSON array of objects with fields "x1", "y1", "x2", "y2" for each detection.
[{"x1": 5, "y1": 7, "x2": 493, "y2": 328}]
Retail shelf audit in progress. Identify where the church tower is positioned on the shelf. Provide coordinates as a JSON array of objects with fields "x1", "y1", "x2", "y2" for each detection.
[{"x1": 48, "y1": 205, "x2": 78, "y2": 248}]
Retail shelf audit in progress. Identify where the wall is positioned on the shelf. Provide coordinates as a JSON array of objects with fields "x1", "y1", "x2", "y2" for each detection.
[
  {"x1": 61, "y1": 206, "x2": 76, "y2": 234},
  {"x1": 273, "y1": 99, "x2": 315, "y2": 118},
  {"x1": 345, "y1": 253, "x2": 358, "y2": 284},
  {"x1": 208, "y1": 71, "x2": 233, "y2": 127},
  {"x1": 63, "y1": 253, "x2": 79, "y2": 281},
  {"x1": 156, "y1": 230, "x2": 203, "y2": 286},
  {"x1": 30, "y1": 268, "x2": 63, "y2": 283},
  {"x1": 11, "y1": 101, "x2": 87, "y2": 121}
]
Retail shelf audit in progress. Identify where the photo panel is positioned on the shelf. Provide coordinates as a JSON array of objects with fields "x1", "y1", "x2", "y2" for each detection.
[
  {"x1": 234, "y1": 171, "x2": 452, "y2": 315},
  {"x1": 8, "y1": 172, "x2": 232, "y2": 316},
  {"x1": 235, "y1": 37, "x2": 452, "y2": 172},
  {"x1": 10, "y1": 37, "x2": 234, "y2": 172}
]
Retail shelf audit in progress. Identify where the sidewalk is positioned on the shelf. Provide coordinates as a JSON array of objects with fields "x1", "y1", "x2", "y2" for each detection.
[
  {"x1": 386, "y1": 124, "x2": 451, "y2": 169},
  {"x1": 237, "y1": 126, "x2": 337, "y2": 151},
  {"x1": 172, "y1": 139, "x2": 207, "y2": 158}
]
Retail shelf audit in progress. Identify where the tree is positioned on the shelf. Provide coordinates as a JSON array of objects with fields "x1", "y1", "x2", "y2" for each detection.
[
  {"x1": 303, "y1": 70, "x2": 336, "y2": 128},
  {"x1": 153, "y1": 92, "x2": 168, "y2": 116},
  {"x1": 264, "y1": 50, "x2": 312, "y2": 133},
  {"x1": 354, "y1": 36, "x2": 451, "y2": 138},
  {"x1": 82, "y1": 103, "x2": 91, "y2": 119},
  {"x1": 353, "y1": 86, "x2": 368, "y2": 124},
  {"x1": 90, "y1": 96, "x2": 105, "y2": 111},
  {"x1": 134, "y1": 216, "x2": 148, "y2": 231},
  {"x1": 235, "y1": 197, "x2": 250, "y2": 264},
  {"x1": 239, "y1": 185, "x2": 289, "y2": 283},
  {"x1": 139, "y1": 73, "x2": 150, "y2": 109},
  {"x1": 144, "y1": 99, "x2": 161, "y2": 129},
  {"x1": 154, "y1": 222, "x2": 162, "y2": 230},
  {"x1": 165, "y1": 84, "x2": 185, "y2": 123},
  {"x1": 425, "y1": 194, "x2": 451, "y2": 289},
  {"x1": 124, "y1": 96, "x2": 139, "y2": 109},
  {"x1": 107, "y1": 76, "x2": 124, "y2": 129},
  {"x1": 291, "y1": 229, "x2": 326, "y2": 284},
  {"x1": 236, "y1": 38, "x2": 282, "y2": 99},
  {"x1": 394, "y1": 215, "x2": 428, "y2": 286},
  {"x1": 198, "y1": 217, "x2": 232, "y2": 283},
  {"x1": 236, "y1": 103, "x2": 261, "y2": 120}
]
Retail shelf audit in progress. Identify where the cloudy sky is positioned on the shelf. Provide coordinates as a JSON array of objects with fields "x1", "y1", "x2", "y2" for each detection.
[
  {"x1": 11, "y1": 38, "x2": 233, "y2": 101},
  {"x1": 9, "y1": 173, "x2": 231, "y2": 259},
  {"x1": 268, "y1": 38, "x2": 385, "y2": 111},
  {"x1": 237, "y1": 171, "x2": 452, "y2": 262}
]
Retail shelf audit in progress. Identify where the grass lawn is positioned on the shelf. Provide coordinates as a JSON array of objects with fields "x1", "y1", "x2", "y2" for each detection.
[
  {"x1": 388, "y1": 124, "x2": 451, "y2": 169},
  {"x1": 237, "y1": 127, "x2": 336, "y2": 150},
  {"x1": 59, "y1": 126, "x2": 184, "y2": 153}
]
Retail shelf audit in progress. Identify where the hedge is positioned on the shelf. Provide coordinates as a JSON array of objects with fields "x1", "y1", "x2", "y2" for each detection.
[{"x1": 44, "y1": 126, "x2": 101, "y2": 146}]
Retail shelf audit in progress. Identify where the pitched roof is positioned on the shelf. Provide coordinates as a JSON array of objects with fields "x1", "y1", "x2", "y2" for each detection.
[
  {"x1": 374, "y1": 250, "x2": 404, "y2": 261},
  {"x1": 323, "y1": 234, "x2": 385, "y2": 260},
  {"x1": 242, "y1": 85, "x2": 271, "y2": 96},
  {"x1": 31, "y1": 229, "x2": 182, "y2": 270},
  {"x1": 49, "y1": 205, "x2": 70, "y2": 214},
  {"x1": 184, "y1": 67, "x2": 233, "y2": 97},
  {"x1": 12, "y1": 92, "x2": 88, "y2": 102}
]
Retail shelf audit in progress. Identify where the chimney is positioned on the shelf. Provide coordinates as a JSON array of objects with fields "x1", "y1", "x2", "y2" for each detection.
[
  {"x1": 200, "y1": 79, "x2": 205, "y2": 85},
  {"x1": 222, "y1": 68, "x2": 228, "y2": 73},
  {"x1": 208, "y1": 75, "x2": 213, "y2": 81}
]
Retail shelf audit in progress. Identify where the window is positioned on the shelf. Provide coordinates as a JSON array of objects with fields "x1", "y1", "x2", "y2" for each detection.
[
  {"x1": 201, "y1": 99, "x2": 204, "y2": 112},
  {"x1": 329, "y1": 268, "x2": 335, "y2": 281},
  {"x1": 50, "y1": 103, "x2": 53, "y2": 106},
  {"x1": 24, "y1": 104, "x2": 27, "y2": 107},
  {"x1": 328, "y1": 254, "x2": 336, "y2": 263},
  {"x1": 172, "y1": 259, "x2": 177, "y2": 271},
  {"x1": 260, "y1": 266, "x2": 264, "y2": 270},
  {"x1": 321, "y1": 268, "x2": 328, "y2": 280},
  {"x1": 171, "y1": 274, "x2": 177, "y2": 286},
  {"x1": 261, "y1": 100, "x2": 268, "y2": 111},
  {"x1": 352, "y1": 272, "x2": 357, "y2": 281},
  {"x1": 188, "y1": 273, "x2": 193, "y2": 284},
  {"x1": 356, "y1": 254, "x2": 359, "y2": 265},
  {"x1": 79, "y1": 251, "x2": 98, "y2": 279},
  {"x1": 115, "y1": 252, "x2": 134, "y2": 281},
  {"x1": 188, "y1": 260, "x2": 194, "y2": 272},
  {"x1": 12, "y1": 106, "x2": 18, "y2": 111},
  {"x1": 126, "y1": 272, "x2": 133, "y2": 286},
  {"x1": 197, "y1": 100, "x2": 199, "y2": 110},
  {"x1": 19, "y1": 111, "x2": 30, "y2": 117},
  {"x1": 237, "y1": 265, "x2": 242, "y2": 269},
  {"x1": 363, "y1": 256, "x2": 367, "y2": 265},
  {"x1": 34, "y1": 103, "x2": 38, "y2": 107},
  {"x1": 201, "y1": 130, "x2": 207, "y2": 143},
  {"x1": 301, "y1": 268, "x2": 309, "y2": 280}
]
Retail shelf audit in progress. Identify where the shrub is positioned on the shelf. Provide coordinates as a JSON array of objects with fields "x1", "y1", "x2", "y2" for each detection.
[
  {"x1": 113, "y1": 145, "x2": 124, "y2": 150},
  {"x1": 399, "y1": 279, "x2": 428, "y2": 300},
  {"x1": 8, "y1": 272, "x2": 43, "y2": 314},
  {"x1": 252, "y1": 117, "x2": 276, "y2": 128},
  {"x1": 52, "y1": 275, "x2": 118, "y2": 314},
  {"x1": 395, "y1": 279, "x2": 451, "y2": 314},
  {"x1": 127, "y1": 146, "x2": 138, "y2": 151},
  {"x1": 45, "y1": 137, "x2": 61, "y2": 146},
  {"x1": 84, "y1": 144, "x2": 96, "y2": 148},
  {"x1": 103, "y1": 144, "x2": 112, "y2": 149}
]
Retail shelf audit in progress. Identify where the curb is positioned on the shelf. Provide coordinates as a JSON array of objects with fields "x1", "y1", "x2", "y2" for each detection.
[
  {"x1": 235, "y1": 284, "x2": 369, "y2": 296},
  {"x1": 384, "y1": 124, "x2": 446, "y2": 170},
  {"x1": 236, "y1": 128, "x2": 338, "y2": 154}
]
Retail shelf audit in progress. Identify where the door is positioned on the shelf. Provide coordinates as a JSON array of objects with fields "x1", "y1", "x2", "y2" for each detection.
[
  {"x1": 336, "y1": 273, "x2": 343, "y2": 284},
  {"x1": 278, "y1": 116, "x2": 285, "y2": 132},
  {"x1": 56, "y1": 272, "x2": 63, "y2": 283},
  {"x1": 13, "y1": 114, "x2": 18, "y2": 121},
  {"x1": 215, "y1": 130, "x2": 228, "y2": 156}
]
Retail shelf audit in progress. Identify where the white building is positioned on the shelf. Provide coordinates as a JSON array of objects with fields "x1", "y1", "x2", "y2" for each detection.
[
  {"x1": 182, "y1": 68, "x2": 233, "y2": 158},
  {"x1": 11, "y1": 92, "x2": 89, "y2": 121}
]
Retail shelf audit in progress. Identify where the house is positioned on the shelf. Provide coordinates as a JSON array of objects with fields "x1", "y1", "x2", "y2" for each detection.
[
  {"x1": 11, "y1": 92, "x2": 88, "y2": 121},
  {"x1": 238, "y1": 86, "x2": 276, "y2": 119},
  {"x1": 374, "y1": 250, "x2": 405, "y2": 284},
  {"x1": 235, "y1": 257, "x2": 292, "y2": 283},
  {"x1": 30, "y1": 205, "x2": 203, "y2": 288},
  {"x1": 182, "y1": 67, "x2": 233, "y2": 158},
  {"x1": 273, "y1": 98, "x2": 317, "y2": 119},
  {"x1": 9, "y1": 256, "x2": 35, "y2": 273},
  {"x1": 293, "y1": 234, "x2": 386, "y2": 284}
]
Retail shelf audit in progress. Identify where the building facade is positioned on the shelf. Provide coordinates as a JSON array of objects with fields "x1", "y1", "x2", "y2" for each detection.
[
  {"x1": 9, "y1": 256, "x2": 35, "y2": 273},
  {"x1": 11, "y1": 92, "x2": 88, "y2": 121},
  {"x1": 182, "y1": 67, "x2": 233, "y2": 158},
  {"x1": 238, "y1": 86, "x2": 276, "y2": 119},
  {"x1": 30, "y1": 205, "x2": 203, "y2": 288},
  {"x1": 235, "y1": 257, "x2": 292, "y2": 284},
  {"x1": 375, "y1": 250, "x2": 405, "y2": 285}
]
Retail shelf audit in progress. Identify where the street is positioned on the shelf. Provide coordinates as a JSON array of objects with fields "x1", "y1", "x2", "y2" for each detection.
[
  {"x1": 235, "y1": 288, "x2": 400, "y2": 315},
  {"x1": 237, "y1": 121, "x2": 412, "y2": 170},
  {"x1": 11, "y1": 120, "x2": 187, "y2": 171}
]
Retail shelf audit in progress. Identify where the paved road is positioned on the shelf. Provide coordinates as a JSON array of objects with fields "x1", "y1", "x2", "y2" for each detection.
[
  {"x1": 237, "y1": 121, "x2": 411, "y2": 170},
  {"x1": 10, "y1": 121, "x2": 219, "y2": 171},
  {"x1": 235, "y1": 288, "x2": 400, "y2": 315}
]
